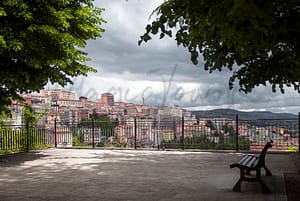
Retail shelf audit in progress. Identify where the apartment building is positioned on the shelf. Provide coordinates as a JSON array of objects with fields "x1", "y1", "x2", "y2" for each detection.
[
  {"x1": 4, "y1": 102, "x2": 24, "y2": 126},
  {"x1": 42, "y1": 89, "x2": 77, "y2": 101},
  {"x1": 7, "y1": 89, "x2": 191, "y2": 130},
  {"x1": 158, "y1": 105, "x2": 183, "y2": 117},
  {"x1": 101, "y1": 92, "x2": 114, "y2": 106}
]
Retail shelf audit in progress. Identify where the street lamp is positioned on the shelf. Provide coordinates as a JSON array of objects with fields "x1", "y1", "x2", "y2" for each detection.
[{"x1": 51, "y1": 103, "x2": 59, "y2": 148}]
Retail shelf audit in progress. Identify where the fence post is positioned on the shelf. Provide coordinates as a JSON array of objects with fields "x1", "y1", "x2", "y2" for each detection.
[
  {"x1": 92, "y1": 117, "x2": 95, "y2": 149},
  {"x1": 0, "y1": 129, "x2": 2, "y2": 150},
  {"x1": 26, "y1": 120, "x2": 29, "y2": 152},
  {"x1": 298, "y1": 112, "x2": 300, "y2": 153},
  {"x1": 235, "y1": 114, "x2": 239, "y2": 152},
  {"x1": 134, "y1": 117, "x2": 137, "y2": 149},
  {"x1": 54, "y1": 118, "x2": 57, "y2": 148},
  {"x1": 182, "y1": 115, "x2": 185, "y2": 150}
]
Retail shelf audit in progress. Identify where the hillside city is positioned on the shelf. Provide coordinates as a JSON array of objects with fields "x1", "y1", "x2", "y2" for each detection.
[
  {"x1": 7, "y1": 89, "x2": 197, "y2": 128},
  {"x1": 3, "y1": 89, "x2": 298, "y2": 151}
]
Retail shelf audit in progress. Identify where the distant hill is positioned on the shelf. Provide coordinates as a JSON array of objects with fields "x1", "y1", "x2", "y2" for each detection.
[{"x1": 191, "y1": 109, "x2": 297, "y2": 120}]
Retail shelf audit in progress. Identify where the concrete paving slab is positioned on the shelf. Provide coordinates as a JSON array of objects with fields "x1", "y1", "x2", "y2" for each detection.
[{"x1": 0, "y1": 149, "x2": 296, "y2": 201}]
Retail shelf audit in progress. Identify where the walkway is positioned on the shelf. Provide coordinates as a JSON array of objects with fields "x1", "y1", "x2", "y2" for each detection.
[{"x1": 0, "y1": 149, "x2": 297, "y2": 201}]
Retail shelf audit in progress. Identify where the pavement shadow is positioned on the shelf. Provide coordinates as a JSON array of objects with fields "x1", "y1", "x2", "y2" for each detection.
[
  {"x1": 0, "y1": 149, "x2": 294, "y2": 201},
  {"x1": 0, "y1": 151, "x2": 49, "y2": 167}
]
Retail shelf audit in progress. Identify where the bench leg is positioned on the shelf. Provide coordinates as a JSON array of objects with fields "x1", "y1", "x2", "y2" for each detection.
[
  {"x1": 232, "y1": 169, "x2": 271, "y2": 193},
  {"x1": 233, "y1": 179, "x2": 242, "y2": 192},
  {"x1": 262, "y1": 165, "x2": 272, "y2": 176},
  {"x1": 233, "y1": 169, "x2": 245, "y2": 192},
  {"x1": 256, "y1": 169, "x2": 272, "y2": 194}
]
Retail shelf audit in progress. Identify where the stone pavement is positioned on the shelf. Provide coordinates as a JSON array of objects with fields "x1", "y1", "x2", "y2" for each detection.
[{"x1": 0, "y1": 149, "x2": 297, "y2": 201}]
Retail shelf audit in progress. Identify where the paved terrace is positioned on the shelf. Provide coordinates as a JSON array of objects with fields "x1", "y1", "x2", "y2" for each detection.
[{"x1": 0, "y1": 149, "x2": 298, "y2": 201}]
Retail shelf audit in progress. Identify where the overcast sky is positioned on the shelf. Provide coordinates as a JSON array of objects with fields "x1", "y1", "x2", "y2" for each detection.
[{"x1": 58, "y1": 0, "x2": 299, "y2": 114}]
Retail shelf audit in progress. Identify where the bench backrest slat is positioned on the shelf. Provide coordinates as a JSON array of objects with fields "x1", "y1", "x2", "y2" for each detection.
[
  {"x1": 248, "y1": 156, "x2": 258, "y2": 167},
  {"x1": 238, "y1": 155, "x2": 258, "y2": 167},
  {"x1": 238, "y1": 155, "x2": 250, "y2": 165},
  {"x1": 239, "y1": 155, "x2": 253, "y2": 166}
]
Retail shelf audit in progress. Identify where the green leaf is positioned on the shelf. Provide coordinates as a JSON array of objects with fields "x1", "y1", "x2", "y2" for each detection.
[
  {"x1": 0, "y1": 7, "x2": 7, "y2": 16},
  {"x1": 0, "y1": 35, "x2": 6, "y2": 48},
  {"x1": 0, "y1": 0, "x2": 105, "y2": 114},
  {"x1": 140, "y1": 0, "x2": 300, "y2": 94}
]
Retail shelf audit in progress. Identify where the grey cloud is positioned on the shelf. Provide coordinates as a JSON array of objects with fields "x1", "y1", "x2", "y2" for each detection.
[{"x1": 74, "y1": 0, "x2": 300, "y2": 114}]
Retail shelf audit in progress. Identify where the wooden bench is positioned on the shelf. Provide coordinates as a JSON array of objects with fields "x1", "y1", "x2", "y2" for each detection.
[{"x1": 230, "y1": 142, "x2": 273, "y2": 193}]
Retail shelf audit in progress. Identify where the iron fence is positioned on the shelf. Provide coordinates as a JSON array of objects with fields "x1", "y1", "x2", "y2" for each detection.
[
  {"x1": 1, "y1": 114, "x2": 299, "y2": 154},
  {"x1": 0, "y1": 123, "x2": 51, "y2": 154},
  {"x1": 50, "y1": 115, "x2": 300, "y2": 152}
]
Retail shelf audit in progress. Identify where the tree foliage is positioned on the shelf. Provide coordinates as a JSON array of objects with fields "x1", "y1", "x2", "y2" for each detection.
[
  {"x1": 23, "y1": 104, "x2": 48, "y2": 126},
  {"x1": 81, "y1": 112, "x2": 118, "y2": 128},
  {"x1": 0, "y1": 0, "x2": 105, "y2": 114},
  {"x1": 139, "y1": 0, "x2": 300, "y2": 94}
]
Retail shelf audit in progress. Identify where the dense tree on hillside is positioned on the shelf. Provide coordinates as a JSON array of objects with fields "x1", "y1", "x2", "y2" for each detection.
[
  {"x1": 205, "y1": 120, "x2": 215, "y2": 130},
  {"x1": 139, "y1": 0, "x2": 300, "y2": 94},
  {"x1": 0, "y1": 0, "x2": 105, "y2": 114},
  {"x1": 81, "y1": 112, "x2": 118, "y2": 128}
]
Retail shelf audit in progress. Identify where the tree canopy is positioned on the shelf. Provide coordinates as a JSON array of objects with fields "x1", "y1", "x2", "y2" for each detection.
[
  {"x1": 81, "y1": 112, "x2": 118, "y2": 128},
  {"x1": 139, "y1": 0, "x2": 300, "y2": 94},
  {"x1": 0, "y1": 0, "x2": 105, "y2": 114}
]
